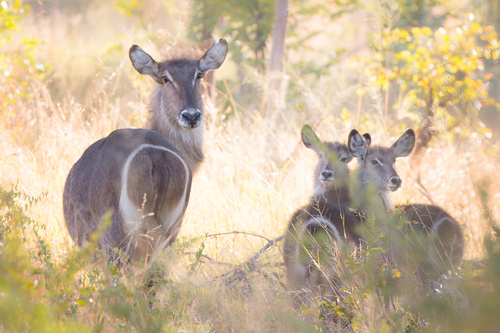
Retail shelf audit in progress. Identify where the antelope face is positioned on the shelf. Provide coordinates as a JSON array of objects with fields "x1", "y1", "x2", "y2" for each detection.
[
  {"x1": 314, "y1": 143, "x2": 352, "y2": 190},
  {"x1": 129, "y1": 39, "x2": 228, "y2": 130},
  {"x1": 348, "y1": 129, "x2": 415, "y2": 194},
  {"x1": 157, "y1": 60, "x2": 204, "y2": 129},
  {"x1": 301, "y1": 125, "x2": 353, "y2": 193},
  {"x1": 365, "y1": 147, "x2": 402, "y2": 192}
]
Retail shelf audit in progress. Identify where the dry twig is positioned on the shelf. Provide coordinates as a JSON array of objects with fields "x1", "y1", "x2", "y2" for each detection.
[{"x1": 209, "y1": 234, "x2": 285, "y2": 285}]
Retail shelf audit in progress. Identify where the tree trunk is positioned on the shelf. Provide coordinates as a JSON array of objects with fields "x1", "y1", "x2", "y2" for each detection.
[
  {"x1": 269, "y1": 0, "x2": 288, "y2": 73},
  {"x1": 264, "y1": 0, "x2": 289, "y2": 165},
  {"x1": 414, "y1": 88, "x2": 435, "y2": 157},
  {"x1": 414, "y1": 115, "x2": 435, "y2": 155},
  {"x1": 265, "y1": 0, "x2": 289, "y2": 120}
]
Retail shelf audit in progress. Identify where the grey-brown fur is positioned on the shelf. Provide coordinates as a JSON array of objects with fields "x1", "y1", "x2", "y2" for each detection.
[
  {"x1": 348, "y1": 129, "x2": 415, "y2": 215},
  {"x1": 284, "y1": 126, "x2": 360, "y2": 306},
  {"x1": 130, "y1": 39, "x2": 228, "y2": 173},
  {"x1": 348, "y1": 130, "x2": 463, "y2": 290},
  {"x1": 63, "y1": 129, "x2": 192, "y2": 261},
  {"x1": 63, "y1": 39, "x2": 228, "y2": 262},
  {"x1": 396, "y1": 204, "x2": 464, "y2": 285}
]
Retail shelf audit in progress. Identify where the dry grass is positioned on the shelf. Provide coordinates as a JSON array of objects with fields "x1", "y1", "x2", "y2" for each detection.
[{"x1": 1, "y1": 2, "x2": 499, "y2": 332}]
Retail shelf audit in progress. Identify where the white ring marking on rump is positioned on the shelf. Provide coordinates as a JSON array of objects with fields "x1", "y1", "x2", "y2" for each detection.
[{"x1": 119, "y1": 144, "x2": 190, "y2": 235}]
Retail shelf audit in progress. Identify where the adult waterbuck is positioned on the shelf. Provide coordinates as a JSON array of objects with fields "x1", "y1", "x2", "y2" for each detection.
[
  {"x1": 63, "y1": 39, "x2": 228, "y2": 263},
  {"x1": 348, "y1": 129, "x2": 463, "y2": 289},
  {"x1": 283, "y1": 126, "x2": 360, "y2": 306}
]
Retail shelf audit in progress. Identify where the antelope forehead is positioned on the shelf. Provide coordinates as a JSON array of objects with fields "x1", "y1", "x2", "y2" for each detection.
[
  {"x1": 322, "y1": 142, "x2": 346, "y2": 160},
  {"x1": 160, "y1": 61, "x2": 198, "y2": 81},
  {"x1": 164, "y1": 59, "x2": 198, "y2": 70},
  {"x1": 368, "y1": 148, "x2": 395, "y2": 164}
]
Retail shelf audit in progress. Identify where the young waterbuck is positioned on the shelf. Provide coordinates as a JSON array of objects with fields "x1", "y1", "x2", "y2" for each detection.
[
  {"x1": 348, "y1": 130, "x2": 463, "y2": 288},
  {"x1": 348, "y1": 129, "x2": 415, "y2": 216},
  {"x1": 395, "y1": 203, "x2": 464, "y2": 285},
  {"x1": 284, "y1": 125, "x2": 360, "y2": 306},
  {"x1": 63, "y1": 39, "x2": 228, "y2": 263}
]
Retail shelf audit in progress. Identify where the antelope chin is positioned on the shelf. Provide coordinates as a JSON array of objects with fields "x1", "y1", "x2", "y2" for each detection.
[
  {"x1": 387, "y1": 185, "x2": 400, "y2": 192},
  {"x1": 320, "y1": 178, "x2": 333, "y2": 186},
  {"x1": 178, "y1": 118, "x2": 201, "y2": 129}
]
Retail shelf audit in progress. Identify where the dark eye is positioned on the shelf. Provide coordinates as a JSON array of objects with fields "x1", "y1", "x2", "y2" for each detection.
[
  {"x1": 162, "y1": 75, "x2": 170, "y2": 83},
  {"x1": 371, "y1": 159, "x2": 379, "y2": 166},
  {"x1": 196, "y1": 72, "x2": 205, "y2": 80},
  {"x1": 340, "y1": 156, "x2": 347, "y2": 163}
]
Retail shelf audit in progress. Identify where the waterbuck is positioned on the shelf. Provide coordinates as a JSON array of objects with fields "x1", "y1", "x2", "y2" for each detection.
[
  {"x1": 395, "y1": 203, "x2": 464, "y2": 285},
  {"x1": 63, "y1": 39, "x2": 228, "y2": 263},
  {"x1": 347, "y1": 129, "x2": 463, "y2": 289},
  {"x1": 347, "y1": 129, "x2": 415, "y2": 216},
  {"x1": 283, "y1": 125, "x2": 360, "y2": 306}
]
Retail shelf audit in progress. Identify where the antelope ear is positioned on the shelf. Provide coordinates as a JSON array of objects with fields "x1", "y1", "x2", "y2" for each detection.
[
  {"x1": 348, "y1": 129, "x2": 368, "y2": 161},
  {"x1": 362, "y1": 133, "x2": 371, "y2": 146},
  {"x1": 129, "y1": 45, "x2": 161, "y2": 83},
  {"x1": 199, "y1": 38, "x2": 228, "y2": 72},
  {"x1": 301, "y1": 125, "x2": 322, "y2": 153},
  {"x1": 391, "y1": 129, "x2": 415, "y2": 158}
]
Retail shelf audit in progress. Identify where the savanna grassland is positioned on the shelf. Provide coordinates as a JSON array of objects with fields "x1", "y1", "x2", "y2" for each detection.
[{"x1": 1, "y1": 0, "x2": 500, "y2": 332}]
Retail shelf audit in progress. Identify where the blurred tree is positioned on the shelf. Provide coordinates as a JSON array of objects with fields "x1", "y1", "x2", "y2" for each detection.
[
  {"x1": 26, "y1": 0, "x2": 94, "y2": 15},
  {"x1": 0, "y1": 0, "x2": 45, "y2": 130},
  {"x1": 480, "y1": 0, "x2": 500, "y2": 34},
  {"x1": 395, "y1": 0, "x2": 446, "y2": 28},
  {"x1": 188, "y1": 0, "x2": 360, "y2": 116},
  {"x1": 265, "y1": 0, "x2": 288, "y2": 120},
  {"x1": 188, "y1": 0, "x2": 275, "y2": 124},
  {"x1": 477, "y1": 0, "x2": 500, "y2": 138},
  {"x1": 361, "y1": 15, "x2": 499, "y2": 154},
  {"x1": 114, "y1": 0, "x2": 182, "y2": 29},
  {"x1": 188, "y1": 0, "x2": 274, "y2": 72},
  {"x1": 187, "y1": 0, "x2": 220, "y2": 42}
]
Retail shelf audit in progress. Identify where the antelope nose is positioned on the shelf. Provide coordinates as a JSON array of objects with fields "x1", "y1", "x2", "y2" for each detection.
[
  {"x1": 390, "y1": 177, "x2": 402, "y2": 187},
  {"x1": 321, "y1": 170, "x2": 333, "y2": 180},
  {"x1": 181, "y1": 110, "x2": 202, "y2": 128}
]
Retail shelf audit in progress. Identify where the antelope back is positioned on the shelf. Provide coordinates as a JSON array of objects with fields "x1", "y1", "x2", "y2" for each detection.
[
  {"x1": 397, "y1": 204, "x2": 464, "y2": 281},
  {"x1": 284, "y1": 201, "x2": 360, "y2": 305},
  {"x1": 63, "y1": 129, "x2": 192, "y2": 262},
  {"x1": 284, "y1": 126, "x2": 360, "y2": 306}
]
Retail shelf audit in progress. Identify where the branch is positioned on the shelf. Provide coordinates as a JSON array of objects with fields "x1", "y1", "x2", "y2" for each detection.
[
  {"x1": 210, "y1": 235, "x2": 285, "y2": 284},
  {"x1": 184, "y1": 251, "x2": 236, "y2": 268},
  {"x1": 241, "y1": 235, "x2": 284, "y2": 272},
  {"x1": 415, "y1": 172, "x2": 436, "y2": 205},
  {"x1": 204, "y1": 231, "x2": 273, "y2": 243}
]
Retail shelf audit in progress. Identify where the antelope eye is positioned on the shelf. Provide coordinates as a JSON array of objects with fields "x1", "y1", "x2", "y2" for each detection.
[
  {"x1": 339, "y1": 156, "x2": 347, "y2": 163},
  {"x1": 196, "y1": 72, "x2": 204, "y2": 80},
  {"x1": 371, "y1": 159, "x2": 379, "y2": 166},
  {"x1": 162, "y1": 75, "x2": 170, "y2": 83}
]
